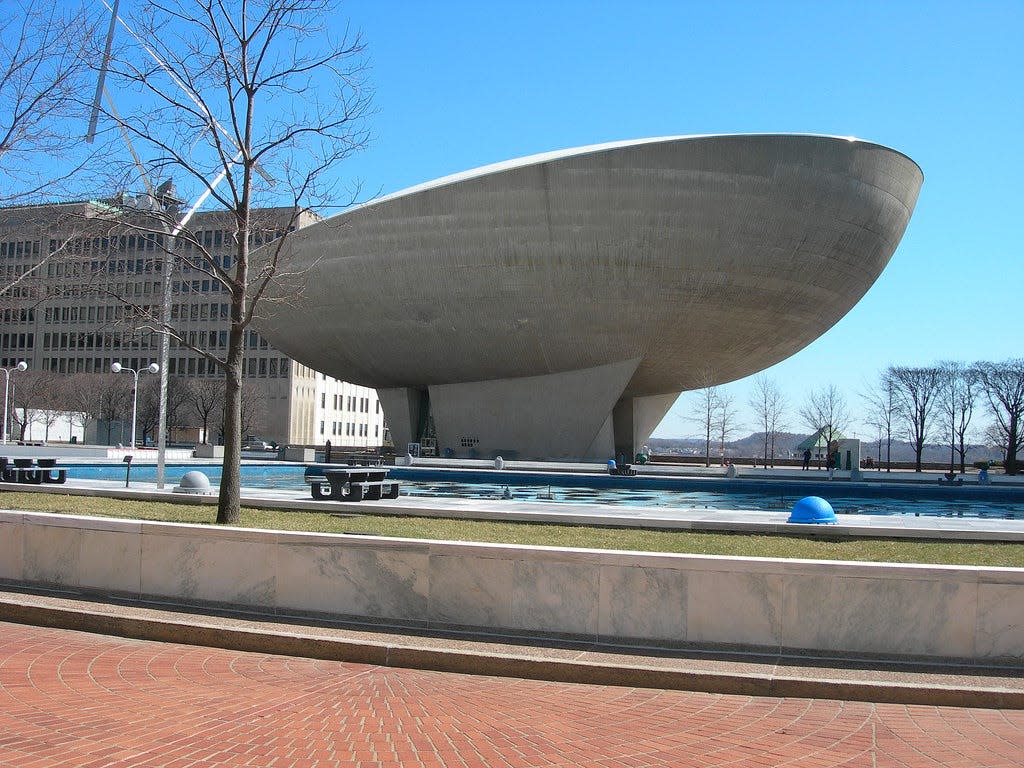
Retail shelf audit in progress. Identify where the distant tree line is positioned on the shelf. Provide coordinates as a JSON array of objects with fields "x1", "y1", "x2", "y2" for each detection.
[
  {"x1": 6, "y1": 369, "x2": 265, "y2": 446},
  {"x1": 867, "y1": 360, "x2": 1023, "y2": 475},
  {"x1": 688, "y1": 358, "x2": 1024, "y2": 475}
]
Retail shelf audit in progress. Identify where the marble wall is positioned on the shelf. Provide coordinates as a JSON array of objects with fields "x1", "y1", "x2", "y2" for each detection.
[{"x1": 2, "y1": 510, "x2": 1021, "y2": 662}]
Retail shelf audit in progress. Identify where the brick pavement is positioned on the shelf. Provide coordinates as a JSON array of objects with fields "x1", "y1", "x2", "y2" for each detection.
[{"x1": 1, "y1": 622, "x2": 1021, "y2": 768}]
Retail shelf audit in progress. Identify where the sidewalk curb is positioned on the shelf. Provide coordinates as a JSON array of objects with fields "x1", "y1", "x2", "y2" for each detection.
[{"x1": 3, "y1": 596, "x2": 1021, "y2": 710}]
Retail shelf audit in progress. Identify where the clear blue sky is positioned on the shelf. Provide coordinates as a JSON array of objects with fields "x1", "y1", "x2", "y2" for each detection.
[{"x1": 335, "y1": 0, "x2": 1021, "y2": 440}]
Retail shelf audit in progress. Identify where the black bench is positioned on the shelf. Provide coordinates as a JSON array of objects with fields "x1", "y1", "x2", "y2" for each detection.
[
  {"x1": 303, "y1": 464, "x2": 400, "y2": 501},
  {"x1": 0, "y1": 457, "x2": 67, "y2": 484}
]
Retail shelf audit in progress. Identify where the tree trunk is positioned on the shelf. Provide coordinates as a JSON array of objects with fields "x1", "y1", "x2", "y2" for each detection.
[
  {"x1": 1006, "y1": 414, "x2": 1020, "y2": 476},
  {"x1": 914, "y1": 412, "x2": 924, "y2": 472},
  {"x1": 217, "y1": 328, "x2": 244, "y2": 524}
]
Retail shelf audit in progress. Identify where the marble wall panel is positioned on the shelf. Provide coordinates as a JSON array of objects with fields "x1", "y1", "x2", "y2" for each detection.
[
  {"x1": 276, "y1": 542, "x2": 429, "y2": 621},
  {"x1": 510, "y1": 558, "x2": 600, "y2": 635},
  {"x1": 140, "y1": 532, "x2": 275, "y2": 608},
  {"x1": 975, "y1": 582, "x2": 1024, "y2": 660},
  {"x1": 782, "y1": 574, "x2": 978, "y2": 657},
  {"x1": 686, "y1": 569, "x2": 784, "y2": 648},
  {"x1": 8, "y1": 512, "x2": 1021, "y2": 662},
  {"x1": 428, "y1": 553, "x2": 514, "y2": 628},
  {"x1": 78, "y1": 528, "x2": 142, "y2": 594},
  {"x1": 23, "y1": 522, "x2": 80, "y2": 586},
  {"x1": 598, "y1": 564, "x2": 687, "y2": 641},
  {"x1": 0, "y1": 518, "x2": 24, "y2": 581}
]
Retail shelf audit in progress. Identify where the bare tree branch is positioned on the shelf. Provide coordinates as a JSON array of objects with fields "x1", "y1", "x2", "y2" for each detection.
[
  {"x1": 973, "y1": 359, "x2": 1024, "y2": 475},
  {"x1": 0, "y1": 0, "x2": 109, "y2": 203},
  {"x1": 93, "y1": 0, "x2": 373, "y2": 523}
]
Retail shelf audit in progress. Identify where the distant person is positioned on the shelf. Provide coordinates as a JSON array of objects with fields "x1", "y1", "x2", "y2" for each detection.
[{"x1": 802, "y1": 449, "x2": 811, "y2": 470}]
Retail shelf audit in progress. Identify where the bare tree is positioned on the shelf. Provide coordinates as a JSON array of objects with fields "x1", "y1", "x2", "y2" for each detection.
[
  {"x1": 37, "y1": 406, "x2": 63, "y2": 442},
  {"x1": 886, "y1": 365, "x2": 942, "y2": 472},
  {"x1": 185, "y1": 378, "x2": 224, "y2": 444},
  {"x1": 862, "y1": 373, "x2": 898, "y2": 472},
  {"x1": 800, "y1": 384, "x2": 849, "y2": 469},
  {"x1": 9, "y1": 368, "x2": 55, "y2": 441},
  {"x1": 136, "y1": 377, "x2": 161, "y2": 446},
  {"x1": 973, "y1": 359, "x2": 1024, "y2": 476},
  {"x1": 938, "y1": 361, "x2": 977, "y2": 475},
  {"x1": 36, "y1": 372, "x2": 84, "y2": 442},
  {"x1": 63, "y1": 373, "x2": 105, "y2": 443},
  {"x1": 240, "y1": 381, "x2": 267, "y2": 441},
  {"x1": 1, "y1": 0, "x2": 104, "y2": 203},
  {"x1": 138, "y1": 375, "x2": 190, "y2": 446},
  {"x1": 92, "y1": 0, "x2": 373, "y2": 522},
  {"x1": 690, "y1": 380, "x2": 719, "y2": 468},
  {"x1": 94, "y1": 373, "x2": 132, "y2": 444},
  {"x1": 712, "y1": 391, "x2": 739, "y2": 466},
  {"x1": 749, "y1": 375, "x2": 786, "y2": 467}
]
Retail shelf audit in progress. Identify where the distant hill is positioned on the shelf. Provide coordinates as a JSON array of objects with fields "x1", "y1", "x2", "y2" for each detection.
[{"x1": 648, "y1": 433, "x2": 1003, "y2": 464}]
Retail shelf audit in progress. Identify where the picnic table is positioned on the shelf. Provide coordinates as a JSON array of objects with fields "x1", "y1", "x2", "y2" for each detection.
[
  {"x1": 0, "y1": 457, "x2": 67, "y2": 484},
  {"x1": 303, "y1": 463, "x2": 400, "y2": 501}
]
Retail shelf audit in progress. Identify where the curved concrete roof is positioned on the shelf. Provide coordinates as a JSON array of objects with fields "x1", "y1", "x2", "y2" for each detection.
[{"x1": 257, "y1": 134, "x2": 923, "y2": 396}]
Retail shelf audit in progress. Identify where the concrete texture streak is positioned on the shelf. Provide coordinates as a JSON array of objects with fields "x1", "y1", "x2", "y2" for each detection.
[{"x1": 257, "y1": 134, "x2": 923, "y2": 459}]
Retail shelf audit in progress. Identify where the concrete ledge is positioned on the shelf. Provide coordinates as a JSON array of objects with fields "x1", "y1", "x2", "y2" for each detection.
[
  {"x1": 2, "y1": 509, "x2": 1022, "y2": 664},
  {"x1": 193, "y1": 444, "x2": 224, "y2": 459},
  {"x1": 2, "y1": 588, "x2": 1020, "y2": 709}
]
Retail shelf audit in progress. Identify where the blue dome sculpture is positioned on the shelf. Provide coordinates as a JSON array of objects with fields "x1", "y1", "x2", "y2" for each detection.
[{"x1": 788, "y1": 496, "x2": 837, "y2": 524}]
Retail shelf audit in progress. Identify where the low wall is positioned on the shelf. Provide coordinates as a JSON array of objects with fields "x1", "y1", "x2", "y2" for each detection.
[{"x1": 1, "y1": 510, "x2": 1021, "y2": 663}]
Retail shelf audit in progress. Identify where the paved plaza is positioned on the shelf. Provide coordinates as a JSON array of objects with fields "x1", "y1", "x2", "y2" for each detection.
[
  {"x1": 2, "y1": 621, "x2": 1022, "y2": 768},
  {"x1": 2, "y1": 463, "x2": 1022, "y2": 765}
]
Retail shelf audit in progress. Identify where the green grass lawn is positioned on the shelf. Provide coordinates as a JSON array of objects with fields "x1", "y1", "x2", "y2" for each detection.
[{"x1": 2, "y1": 491, "x2": 1022, "y2": 567}]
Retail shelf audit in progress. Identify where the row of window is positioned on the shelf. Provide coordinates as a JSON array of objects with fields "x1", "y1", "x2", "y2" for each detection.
[
  {"x1": 47, "y1": 258, "x2": 163, "y2": 279},
  {"x1": 25, "y1": 328, "x2": 270, "y2": 355},
  {"x1": 43, "y1": 304, "x2": 157, "y2": 324},
  {"x1": 4, "y1": 224, "x2": 291, "y2": 265},
  {"x1": 321, "y1": 421, "x2": 378, "y2": 438},
  {"x1": 41, "y1": 331, "x2": 157, "y2": 351},
  {"x1": 1, "y1": 308, "x2": 34, "y2": 323},
  {"x1": 1, "y1": 333, "x2": 33, "y2": 349},
  {"x1": 51, "y1": 233, "x2": 167, "y2": 255},
  {"x1": 38, "y1": 302, "x2": 264, "y2": 331},
  {"x1": 179, "y1": 228, "x2": 285, "y2": 251},
  {"x1": 0, "y1": 240, "x2": 41, "y2": 258},
  {"x1": 2, "y1": 262, "x2": 35, "y2": 280},
  {"x1": 320, "y1": 393, "x2": 379, "y2": 413},
  {"x1": 175, "y1": 279, "x2": 227, "y2": 294},
  {"x1": 171, "y1": 302, "x2": 231, "y2": 322},
  {"x1": 37, "y1": 355, "x2": 291, "y2": 378}
]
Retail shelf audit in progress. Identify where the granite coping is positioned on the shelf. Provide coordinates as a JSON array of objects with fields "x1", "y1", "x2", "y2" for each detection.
[{"x1": 1, "y1": 584, "x2": 1021, "y2": 710}]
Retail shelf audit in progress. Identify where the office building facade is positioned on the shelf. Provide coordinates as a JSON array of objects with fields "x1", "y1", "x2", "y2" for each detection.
[{"x1": 0, "y1": 199, "x2": 385, "y2": 448}]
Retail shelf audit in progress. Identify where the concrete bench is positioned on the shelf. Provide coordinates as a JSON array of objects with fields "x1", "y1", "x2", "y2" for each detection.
[
  {"x1": 303, "y1": 464, "x2": 400, "y2": 502},
  {"x1": 607, "y1": 463, "x2": 637, "y2": 477},
  {"x1": 0, "y1": 457, "x2": 67, "y2": 485}
]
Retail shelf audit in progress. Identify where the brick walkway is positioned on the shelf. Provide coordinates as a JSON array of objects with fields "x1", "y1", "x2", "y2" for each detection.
[{"x1": 1, "y1": 622, "x2": 1021, "y2": 768}]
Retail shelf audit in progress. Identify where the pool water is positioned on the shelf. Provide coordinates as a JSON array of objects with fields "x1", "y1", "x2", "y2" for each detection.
[
  {"x1": 72, "y1": 462, "x2": 1022, "y2": 519},
  {"x1": 396, "y1": 480, "x2": 1021, "y2": 518}
]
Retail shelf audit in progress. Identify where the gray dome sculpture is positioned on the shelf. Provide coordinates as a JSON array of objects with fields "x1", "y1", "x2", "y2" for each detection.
[{"x1": 256, "y1": 134, "x2": 923, "y2": 460}]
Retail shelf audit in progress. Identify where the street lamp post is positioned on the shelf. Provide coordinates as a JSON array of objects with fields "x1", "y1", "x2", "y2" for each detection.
[
  {"x1": 111, "y1": 362, "x2": 159, "y2": 448},
  {"x1": 2, "y1": 361, "x2": 28, "y2": 445}
]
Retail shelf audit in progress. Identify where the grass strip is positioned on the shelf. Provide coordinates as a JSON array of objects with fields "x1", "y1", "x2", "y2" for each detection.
[{"x1": 1, "y1": 491, "x2": 1021, "y2": 567}]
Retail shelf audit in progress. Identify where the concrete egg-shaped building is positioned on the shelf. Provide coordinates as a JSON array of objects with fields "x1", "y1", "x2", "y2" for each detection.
[{"x1": 256, "y1": 134, "x2": 923, "y2": 460}]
